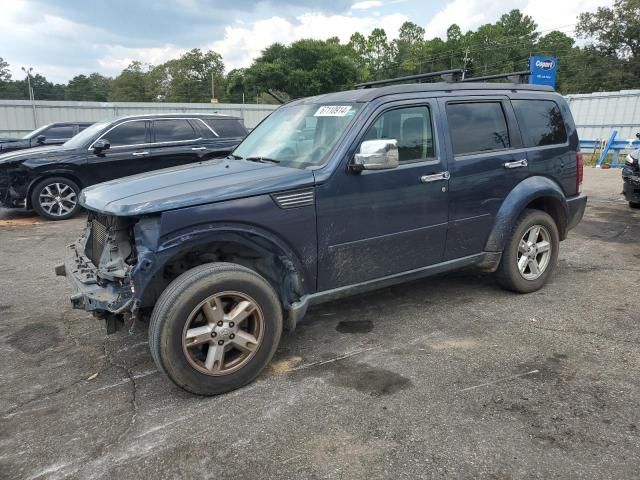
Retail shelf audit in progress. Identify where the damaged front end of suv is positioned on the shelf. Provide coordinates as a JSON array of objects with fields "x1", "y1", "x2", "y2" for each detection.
[{"x1": 59, "y1": 213, "x2": 143, "y2": 332}]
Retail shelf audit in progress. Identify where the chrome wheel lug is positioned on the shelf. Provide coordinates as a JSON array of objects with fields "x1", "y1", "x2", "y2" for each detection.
[
  {"x1": 217, "y1": 321, "x2": 223, "y2": 327},
  {"x1": 211, "y1": 332, "x2": 217, "y2": 338},
  {"x1": 229, "y1": 333, "x2": 235, "y2": 339},
  {"x1": 218, "y1": 339, "x2": 224, "y2": 346},
  {"x1": 229, "y1": 322, "x2": 235, "y2": 328}
]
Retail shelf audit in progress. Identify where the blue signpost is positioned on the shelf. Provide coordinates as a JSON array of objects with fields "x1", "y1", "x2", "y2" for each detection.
[{"x1": 529, "y1": 56, "x2": 558, "y2": 88}]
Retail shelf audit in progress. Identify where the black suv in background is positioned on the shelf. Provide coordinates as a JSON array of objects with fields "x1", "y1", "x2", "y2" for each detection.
[
  {"x1": 0, "y1": 114, "x2": 247, "y2": 220},
  {"x1": 0, "y1": 122, "x2": 93, "y2": 153}
]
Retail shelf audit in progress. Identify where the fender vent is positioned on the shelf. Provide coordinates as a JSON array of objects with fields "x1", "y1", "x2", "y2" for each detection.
[{"x1": 272, "y1": 189, "x2": 314, "y2": 209}]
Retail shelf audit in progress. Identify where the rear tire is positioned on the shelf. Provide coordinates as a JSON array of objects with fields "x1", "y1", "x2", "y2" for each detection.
[
  {"x1": 495, "y1": 209, "x2": 559, "y2": 293},
  {"x1": 149, "y1": 262, "x2": 283, "y2": 395},
  {"x1": 31, "y1": 177, "x2": 81, "y2": 220}
]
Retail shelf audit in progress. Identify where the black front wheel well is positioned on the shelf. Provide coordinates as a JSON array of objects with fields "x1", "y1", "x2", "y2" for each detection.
[{"x1": 141, "y1": 238, "x2": 305, "y2": 313}]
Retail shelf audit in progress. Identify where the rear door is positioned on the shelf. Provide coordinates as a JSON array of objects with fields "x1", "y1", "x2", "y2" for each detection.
[
  {"x1": 201, "y1": 118, "x2": 248, "y2": 157},
  {"x1": 145, "y1": 118, "x2": 203, "y2": 169},
  {"x1": 439, "y1": 96, "x2": 527, "y2": 259},
  {"x1": 37, "y1": 124, "x2": 77, "y2": 146}
]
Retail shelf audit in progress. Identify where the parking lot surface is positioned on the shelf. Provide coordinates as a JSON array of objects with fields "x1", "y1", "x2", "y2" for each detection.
[{"x1": 1, "y1": 168, "x2": 639, "y2": 479}]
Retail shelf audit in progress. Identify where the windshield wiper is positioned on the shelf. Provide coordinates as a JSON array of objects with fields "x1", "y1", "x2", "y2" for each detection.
[
  {"x1": 245, "y1": 156, "x2": 280, "y2": 164},
  {"x1": 227, "y1": 153, "x2": 243, "y2": 160}
]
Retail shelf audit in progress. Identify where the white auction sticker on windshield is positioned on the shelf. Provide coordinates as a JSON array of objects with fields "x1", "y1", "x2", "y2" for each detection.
[{"x1": 314, "y1": 105, "x2": 352, "y2": 117}]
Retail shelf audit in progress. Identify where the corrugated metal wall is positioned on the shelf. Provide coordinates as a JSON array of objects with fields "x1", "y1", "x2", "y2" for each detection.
[
  {"x1": 0, "y1": 100, "x2": 279, "y2": 138},
  {"x1": 565, "y1": 90, "x2": 640, "y2": 141}
]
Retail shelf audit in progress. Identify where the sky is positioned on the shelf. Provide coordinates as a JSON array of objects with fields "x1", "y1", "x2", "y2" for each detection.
[{"x1": 0, "y1": 0, "x2": 612, "y2": 83}]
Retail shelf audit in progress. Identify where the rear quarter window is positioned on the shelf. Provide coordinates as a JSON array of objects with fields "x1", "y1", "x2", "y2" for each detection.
[
  {"x1": 512, "y1": 100, "x2": 567, "y2": 147},
  {"x1": 204, "y1": 119, "x2": 246, "y2": 138}
]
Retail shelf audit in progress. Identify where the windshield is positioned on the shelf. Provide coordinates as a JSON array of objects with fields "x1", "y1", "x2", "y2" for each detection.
[
  {"x1": 22, "y1": 124, "x2": 50, "y2": 139},
  {"x1": 233, "y1": 103, "x2": 362, "y2": 168},
  {"x1": 63, "y1": 121, "x2": 110, "y2": 149}
]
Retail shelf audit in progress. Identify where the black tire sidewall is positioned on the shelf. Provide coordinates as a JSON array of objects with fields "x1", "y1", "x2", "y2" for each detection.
[
  {"x1": 31, "y1": 177, "x2": 81, "y2": 220},
  {"x1": 497, "y1": 209, "x2": 560, "y2": 293},
  {"x1": 152, "y1": 264, "x2": 282, "y2": 396}
]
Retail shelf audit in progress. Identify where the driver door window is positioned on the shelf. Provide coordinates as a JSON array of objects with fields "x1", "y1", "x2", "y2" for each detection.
[{"x1": 362, "y1": 106, "x2": 435, "y2": 162}]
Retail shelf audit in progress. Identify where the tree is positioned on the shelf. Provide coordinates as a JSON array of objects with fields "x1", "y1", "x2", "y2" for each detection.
[
  {"x1": 65, "y1": 73, "x2": 111, "y2": 101},
  {"x1": 577, "y1": 0, "x2": 640, "y2": 58},
  {"x1": 109, "y1": 61, "x2": 152, "y2": 101},
  {"x1": 0, "y1": 57, "x2": 11, "y2": 82},
  {"x1": 245, "y1": 38, "x2": 361, "y2": 99},
  {"x1": 147, "y1": 48, "x2": 225, "y2": 102}
]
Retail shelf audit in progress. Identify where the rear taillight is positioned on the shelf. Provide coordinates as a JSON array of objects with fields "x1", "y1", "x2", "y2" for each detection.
[{"x1": 576, "y1": 150, "x2": 584, "y2": 193}]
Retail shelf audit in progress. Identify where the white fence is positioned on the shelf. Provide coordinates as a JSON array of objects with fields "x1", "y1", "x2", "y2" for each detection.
[
  {"x1": 0, "y1": 100, "x2": 279, "y2": 138},
  {"x1": 2, "y1": 89, "x2": 639, "y2": 141}
]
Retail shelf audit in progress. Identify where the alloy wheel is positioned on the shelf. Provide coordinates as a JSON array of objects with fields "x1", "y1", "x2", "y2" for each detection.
[
  {"x1": 181, "y1": 291, "x2": 264, "y2": 376},
  {"x1": 517, "y1": 224, "x2": 552, "y2": 280},
  {"x1": 38, "y1": 182, "x2": 77, "y2": 218}
]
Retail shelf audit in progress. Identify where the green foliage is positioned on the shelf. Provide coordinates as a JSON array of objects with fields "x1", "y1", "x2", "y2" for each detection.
[
  {"x1": 243, "y1": 38, "x2": 362, "y2": 99},
  {"x1": 65, "y1": 73, "x2": 111, "y2": 101},
  {"x1": 0, "y1": 2, "x2": 639, "y2": 103},
  {"x1": 109, "y1": 61, "x2": 152, "y2": 102}
]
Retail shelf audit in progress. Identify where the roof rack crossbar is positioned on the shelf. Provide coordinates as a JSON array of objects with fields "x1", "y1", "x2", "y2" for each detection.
[
  {"x1": 355, "y1": 69, "x2": 463, "y2": 89},
  {"x1": 461, "y1": 70, "x2": 531, "y2": 83}
]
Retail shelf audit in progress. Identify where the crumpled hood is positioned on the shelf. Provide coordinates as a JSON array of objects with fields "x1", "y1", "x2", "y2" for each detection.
[
  {"x1": 80, "y1": 158, "x2": 316, "y2": 216},
  {"x1": 0, "y1": 145, "x2": 69, "y2": 165}
]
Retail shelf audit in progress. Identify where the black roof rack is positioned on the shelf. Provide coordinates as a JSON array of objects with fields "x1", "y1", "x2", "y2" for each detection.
[
  {"x1": 355, "y1": 69, "x2": 463, "y2": 89},
  {"x1": 461, "y1": 71, "x2": 531, "y2": 83}
]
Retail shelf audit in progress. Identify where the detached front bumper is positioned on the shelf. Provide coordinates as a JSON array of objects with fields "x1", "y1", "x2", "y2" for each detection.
[{"x1": 55, "y1": 242, "x2": 133, "y2": 314}]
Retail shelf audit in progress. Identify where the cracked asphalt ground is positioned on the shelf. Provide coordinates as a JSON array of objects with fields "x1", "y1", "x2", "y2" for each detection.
[{"x1": 1, "y1": 168, "x2": 639, "y2": 479}]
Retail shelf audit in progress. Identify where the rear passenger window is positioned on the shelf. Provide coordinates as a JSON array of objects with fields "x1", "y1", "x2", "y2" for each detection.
[
  {"x1": 363, "y1": 106, "x2": 435, "y2": 162},
  {"x1": 45, "y1": 125, "x2": 75, "y2": 139},
  {"x1": 154, "y1": 119, "x2": 197, "y2": 142},
  {"x1": 105, "y1": 121, "x2": 147, "y2": 147},
  {"x1": 447, "y1": 102, "x2": 511, "y2": 155},
  {"x1": 204, "y1": 119, "x2": 246, "y2": 138},
  {"x1": 512, "y1": 100, "x2": 567, "y2": 147}
]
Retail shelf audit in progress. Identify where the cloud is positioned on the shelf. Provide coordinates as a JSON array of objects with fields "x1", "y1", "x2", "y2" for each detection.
[
  {"x1": 424, "y1": 0, "x2": 615, "y2": 39},
  {"x1": 210, "y1": 12, "x2": 409, "y2": 70},
  {"x1": 351, "y1": 1, "x2": 384, "y2": 9}
]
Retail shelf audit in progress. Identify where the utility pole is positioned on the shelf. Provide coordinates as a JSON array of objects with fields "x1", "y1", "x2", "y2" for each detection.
[
  {"x1": 210, "y1": 71, "x2": 217, "y2": 103},
  {"x1": 461, "y1": 47, "x2": 470, "y2": 80},
  {"x1": 21, "y1": 66, "x2": 37, "y2": 128}
]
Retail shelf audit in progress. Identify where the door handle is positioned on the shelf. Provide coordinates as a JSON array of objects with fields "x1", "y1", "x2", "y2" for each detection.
[
  {"x1": 191, "y1": 146, "x2": 207, "y2": 151},
  {"x1": 132, "y1": 151, "x2": 149, "y2": 156},
  {"x1": 503, "y1": 159, "x2": 528, "y2": 169},
  {"x1": 420, "y1": 171, "x2": 450, "y2": 183}
]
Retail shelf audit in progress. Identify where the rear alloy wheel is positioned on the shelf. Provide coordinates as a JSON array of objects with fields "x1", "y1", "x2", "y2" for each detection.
[
  {"x1": 495, "y1": 209, "x2": 559, "y2": 293},
  {"x1": 149, "y1": 262, "x2": 282, "y2": 395},
  {"x1": 31, "y1": 177, "x2": 81, "y2": 220}
]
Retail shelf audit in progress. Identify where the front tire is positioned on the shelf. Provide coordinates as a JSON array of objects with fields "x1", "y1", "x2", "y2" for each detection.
[
  {"x1": 31, "y1": 177, "x2": 81, "y2": 220},
  {"x1": 149, "y1": 263, "x2": 283, "y2": 395},
  {"x1": 495, "y1": 209, "x2": 560, "y2": 293}
]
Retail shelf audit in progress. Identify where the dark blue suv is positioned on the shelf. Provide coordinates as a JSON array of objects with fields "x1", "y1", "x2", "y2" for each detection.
[{"x1": 58, "y1": 79, "x2": 587, "y2": 395}]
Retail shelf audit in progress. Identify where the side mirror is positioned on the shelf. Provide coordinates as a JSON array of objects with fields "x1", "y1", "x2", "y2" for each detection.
[
  {"x1": 635, "y1": 132, "x2": 640, "y2": 140},
  {"x1": 93, "y1": 139, "x2": 110, "y2": 153},
  {"x1": 36, "y1": 135, "x2": 46, "y2": 144},
  {"x1": 352, "y1": 139, "x2": 399, "y2": 171}
]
